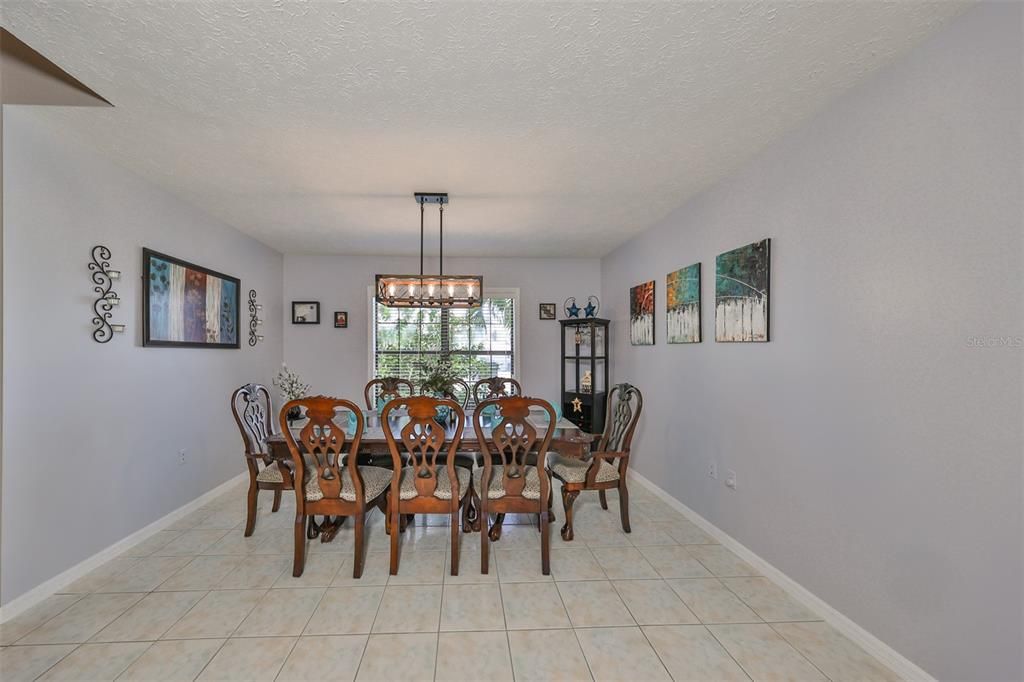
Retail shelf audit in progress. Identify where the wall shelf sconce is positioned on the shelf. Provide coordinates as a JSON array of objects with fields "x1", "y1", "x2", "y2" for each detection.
[
  {"x1": 248, "y1": 289, "x2": 264, "y2": 346},
  {"x1": 89, "y1": 245, "x2": 125, "y2": 343}
]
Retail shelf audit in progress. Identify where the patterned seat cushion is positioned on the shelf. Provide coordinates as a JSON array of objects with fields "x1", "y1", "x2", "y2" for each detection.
[
  {"x1": 472, "y1": 465, "x2": 542, "y2": 500},
  {"x1": 398, "y1": 466, "x2": 470, "y2": 500},
  {"x1": 255, "y1": 462, "x2": 284, "y2": 483},
  {"x1": 304, "y1": 465, "x2": 392, "y2": 502},
  {"x1": 547, "y1": 453, "x2": 620, "y2": 484}
]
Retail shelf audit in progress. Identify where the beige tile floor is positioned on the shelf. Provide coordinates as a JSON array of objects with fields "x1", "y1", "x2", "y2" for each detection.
[{"x1": 0, "y1": 479, "x2": 900, "y2": 681}]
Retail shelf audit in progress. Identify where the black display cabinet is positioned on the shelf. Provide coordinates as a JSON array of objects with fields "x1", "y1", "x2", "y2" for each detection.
[{"x1": 560, "y1": 318, "x2": 609, "y2": 435}]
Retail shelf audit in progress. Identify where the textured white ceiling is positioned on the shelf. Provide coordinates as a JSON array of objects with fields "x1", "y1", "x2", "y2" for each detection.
[{"x1": 2, "y1": 1, "x2": 966, "y2": 257}]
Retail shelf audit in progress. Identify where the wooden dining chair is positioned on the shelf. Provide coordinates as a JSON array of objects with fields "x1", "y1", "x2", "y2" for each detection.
[
  {"x1": 547, "y1": 383, "x2": 643, "y2": 541},
  {"x1": 279, "y1": 396, "x2": 392, "y2": 578},
  {"x1": 364, "y1": 377, "x2": 415, "y2": 410},
  {"x1": 381, "y1": 396, "x2": 470, "y2": 576},
  {"x1": 231, "y1": 383, "x2": 291, "y2": 537},
  {"x1": 472, "y1": 376, "x2": 521, "y2": 405},
  {"x1": 473, "y1": 396, "x2": 557, "y2": 574}
]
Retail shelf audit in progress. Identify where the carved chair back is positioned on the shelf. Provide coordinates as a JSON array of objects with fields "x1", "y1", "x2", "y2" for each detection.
[
  {"x1": 381, "y1": 396, "x2": 465, "y2": 501},
  {"x1": 231, "y1": 383, "x2": 278, "y2": 461},
  {"x1": 598, "y1": 383, "x2": 643, "y2": 457},
  {"x1": 472, "y1": 376, "x2": 522, "y2": 405},
  {"x1": 364, "y1": 377, "x2": 415, "y2": 410},
  {"x1": 473, "y1": 396, "x2": 555, "y2": 502},
  {"x1": 279, "y1": 396, "x2": 365, "y2": 511}
]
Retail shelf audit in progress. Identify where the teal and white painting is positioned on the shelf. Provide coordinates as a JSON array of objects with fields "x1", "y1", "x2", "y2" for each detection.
[{"x1": 715, "y1": 239, "x2": 770, "y2": 342}]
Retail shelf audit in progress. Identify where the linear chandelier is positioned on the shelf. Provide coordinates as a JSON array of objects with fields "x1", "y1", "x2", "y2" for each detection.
[{"x1": 375, "y1": 193, "x2": 483, "y2": 309}]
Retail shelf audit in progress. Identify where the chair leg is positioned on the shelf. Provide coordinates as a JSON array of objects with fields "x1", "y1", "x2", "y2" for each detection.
[
  {"x1": 462, "y1": 484, "x2": 476, "y2": 533},
  {"x1": 244, "y1": 480, "x2": 258, "y2": 537},
  {"x1": 292, "y1": 514, "x2": 307, "y2": 577},
  {"x1": 618, "y1": 481, "x2": 631, "y2": 533},
  {"x1": 560, "y1": 488, "x2": 579, "y2": 541},
  {"x1": 390, "y1": 508, "x2": 401, "y2": 575},
  {"x1": 272, "y1": 489, "x2": 282, "y2": 513},
  {"x1": 540, "y1": 505, "x2": 551, "y2": 575},
  {"x1": 547, "y1": 485, "x2": 555, "y2": 523},
  {"x1": 599, "y1": 489, "x2": 608, "y2": 510},
  {"x1": 470, "y1": 489, "x2": 482, "y2": 532},
  {"x1": 377, "y1": 497, "x2": 390, "y2": 535},
  {"x1": 352, "y1": 512, "x2": 365, "y2": 578},
  {"x1": 480, "y1": 504, "x2": 490, "y2": 574},
  {"x1": 488, "y1": 513, "x2": 505, "y2": 542},
  {"x1": 450, "y1": 507, "x2": 460, "y2": 576}
]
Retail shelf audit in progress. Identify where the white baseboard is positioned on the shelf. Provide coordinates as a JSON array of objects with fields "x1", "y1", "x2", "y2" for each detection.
[
  {"x1": 627, "y1": 469, "x2": 936, "y2": 682},
  {"x1": 0, "y1": 472, "x2": 248, "y2": 623}
]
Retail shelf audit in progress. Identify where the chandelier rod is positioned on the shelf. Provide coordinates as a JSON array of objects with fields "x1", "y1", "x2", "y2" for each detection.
[
  {"x1": 439, "y1": 203, "x2": 444, "y2": 278},
  {"x1": 419, "y1": 200, "x2": 425, "y2": 278}
]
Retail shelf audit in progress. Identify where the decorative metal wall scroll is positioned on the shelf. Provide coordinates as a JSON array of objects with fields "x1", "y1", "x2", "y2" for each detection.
[
  {"x1": 249, "y1": 289, "x2": 264, "y2": 346},
  {"x1": 89, "y1": 245, "x2": 124, "y2": 343}
]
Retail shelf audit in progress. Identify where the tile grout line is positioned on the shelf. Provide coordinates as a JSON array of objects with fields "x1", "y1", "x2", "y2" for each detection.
[
  {"x1": 270, "y1": 578, "x2": 333, "y2": 681},
  {"x1": 765, "y1": 621, "x2": 839, "y2": 682},
  {"x1": 603, "y1": 577, "x2": 676, "y2": 680},
  {"x1": 702, "y1": 622, "x2": 757, "y2": 682},
  {"x1": 351, "y1": 545, "x2": 391, "y2": 681}
]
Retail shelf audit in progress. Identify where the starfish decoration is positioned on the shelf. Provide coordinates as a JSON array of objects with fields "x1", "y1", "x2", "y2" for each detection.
[
  {"x1": 571, "y1": 396, "x2": 583, "y2": 413},
  {"x1": 566, "y1": 301, "x2": 580, "y2": 318},
  {"x1": 583, "y1": 301, "x2": 597, "y2": 317}
]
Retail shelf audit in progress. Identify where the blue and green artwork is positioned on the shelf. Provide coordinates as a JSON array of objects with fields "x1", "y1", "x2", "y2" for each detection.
[
  {"x1": 144, "y1": 248, "x2": 240, "y2": 348},
  {"x1": 715, "y1": 239, "x2": 770, "y2": 342}
]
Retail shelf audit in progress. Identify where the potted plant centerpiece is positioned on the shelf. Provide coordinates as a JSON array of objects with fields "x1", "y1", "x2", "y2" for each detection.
[
  {"x1": 419, "y1": 356, "x2": 457, "y2": 424},
  {"x1": 273, "y1": 363, "x2": 311, "y2": 426}
]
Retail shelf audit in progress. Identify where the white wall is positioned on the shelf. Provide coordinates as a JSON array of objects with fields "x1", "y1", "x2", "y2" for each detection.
[
  {"x1": 600, "y1": 5, "x2": 1022, "y2": 681},
  {"x1": 283, "y1": 254, "x2": 600, "y2": 405},
  {"x1": 1, "y1": 108, "x2": 284, "y2": 605}
]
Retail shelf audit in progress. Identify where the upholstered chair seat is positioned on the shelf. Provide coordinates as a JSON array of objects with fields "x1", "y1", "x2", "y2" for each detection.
[
  {"x1": 303, "y1": 465, "x2": 392, "y2": 502},
  {"x1": 547, "y1": 454, "x2": 620, "y2": 484},
  {"x1": 472, "y1": 465, "x2": 542, "y2": 500},
  {"x1": 255, "y1": 462, "x2": 285, "y2": 483}
]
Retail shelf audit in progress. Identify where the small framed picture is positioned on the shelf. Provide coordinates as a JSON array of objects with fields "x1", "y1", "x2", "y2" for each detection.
[
  {"x1": 539, "y1": 303, "x2": 557, "y2": 320},
  {"x1": 334, "y1": 311, "x2": 348, "y2": 328},
  {"x1": 291, "y1": 301, "x2": 320, "y2": 324}
]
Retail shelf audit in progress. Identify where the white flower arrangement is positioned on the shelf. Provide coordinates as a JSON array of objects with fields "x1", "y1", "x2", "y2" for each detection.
[{"x1": 273, "y1": 363, "x2": 310, "y2": 403}]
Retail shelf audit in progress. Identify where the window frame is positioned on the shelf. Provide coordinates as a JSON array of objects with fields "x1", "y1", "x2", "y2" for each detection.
[{"x1": 367, "y1": 286, "x2": 520, "y2": 387}]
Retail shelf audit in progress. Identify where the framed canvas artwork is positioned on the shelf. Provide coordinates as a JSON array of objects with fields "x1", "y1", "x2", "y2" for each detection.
[
  {"x1": 629, "y1": 280, "x2": 655, "y2": 345},
  {"x1": 715, "y1": 238, "x2": 770, "y2": 342},
  {"x1": 667, "y1": 263, "x2": 701, "y2": 343},
  {"x1": 143, "y1": 248, "x2": 240, "y2": 348},
  {"x1": 292, "y1": 301, "x2": 320, "y2": 324},
  {"x1": 334, "y1": 311, "x2": 348, "y2": 328},
  {"x1": 539, "y1": 303, "x2": 557, "y2": 320}
]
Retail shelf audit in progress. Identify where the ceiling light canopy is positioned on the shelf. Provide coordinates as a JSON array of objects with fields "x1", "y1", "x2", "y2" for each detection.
[{"x1": 375, "y1": 193, "x2": 483, "y2": 309}]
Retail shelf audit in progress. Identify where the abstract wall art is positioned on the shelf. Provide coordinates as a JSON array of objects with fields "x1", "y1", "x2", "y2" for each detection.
[
  {"x1": 715, "y1": 239, "x2": 770, "y2": 342},
  {"x1": 629, "y1": 280, "x2": 655, "y2": 346},
  {"x1": 143, "y1": 248, "x2": 240, "y2": 348},
  {"x1": 667, "y1": 263, "x2": 701, "y2": 343}
]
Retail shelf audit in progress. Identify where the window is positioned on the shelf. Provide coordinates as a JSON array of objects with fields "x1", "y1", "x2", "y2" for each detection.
[{"x1": 371, "y1": 289, "x2": 517, "y2": 398}]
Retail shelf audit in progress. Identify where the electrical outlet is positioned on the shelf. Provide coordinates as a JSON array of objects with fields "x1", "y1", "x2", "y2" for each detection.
[
  {"x1": 178, "y1": 449, "x2": 186, "y2": 465},
  {"x1": 725, "y1": 469, "x2": 737, "y2": 490},
  {"x1": 707, "y1": 461, "x2": 718, "y2": 480}
]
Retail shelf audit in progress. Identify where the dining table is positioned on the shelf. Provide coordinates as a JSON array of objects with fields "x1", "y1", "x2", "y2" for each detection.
[{"x1": 266, "y1": 408, "x2": 594, "y2": 463}]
